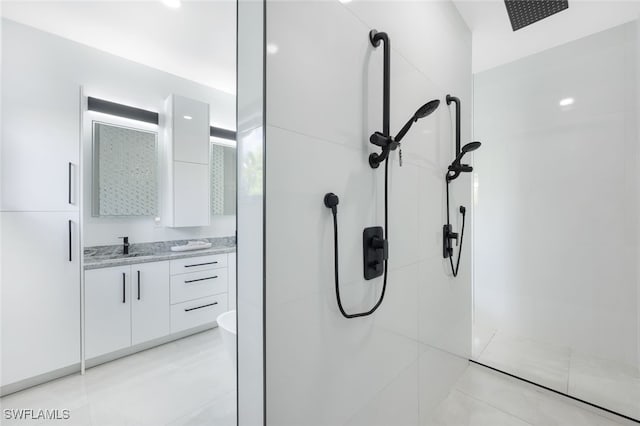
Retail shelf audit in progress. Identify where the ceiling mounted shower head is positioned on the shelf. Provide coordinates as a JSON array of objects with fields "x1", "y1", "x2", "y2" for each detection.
[
  {"x1": 505, "y1": 0, "x2": 568, "y2": 32},
  {"x1": 395, "y1": 99, "x2": 440, "y2": 143}
]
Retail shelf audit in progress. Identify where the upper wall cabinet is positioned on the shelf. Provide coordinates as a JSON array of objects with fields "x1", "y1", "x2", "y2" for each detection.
[
  {"x1": 163, "y1": 94, "x2": 211, "y2": 227},
  {"x1": 170, "y1": 95, "x2": 210, "y2": 164}
]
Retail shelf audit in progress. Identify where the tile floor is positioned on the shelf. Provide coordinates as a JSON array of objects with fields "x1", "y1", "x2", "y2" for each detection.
[
  {"x1": 472, "y1": 325, "x2": 640, "y2": 422},
  {"x1": 2, "y1": 327, "x2": 635, "y2": 426},
  {"x1": 0, "y1": 329, "x2": 236, "y2": 426},
  {"x1": 428, "y1": 363, "x2": 633, "y2": 426}
]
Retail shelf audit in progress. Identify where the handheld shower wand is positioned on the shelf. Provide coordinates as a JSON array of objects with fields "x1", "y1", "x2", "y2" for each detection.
[{"x1": 369, "y1": 100, "x2": 440, "y2": 168}]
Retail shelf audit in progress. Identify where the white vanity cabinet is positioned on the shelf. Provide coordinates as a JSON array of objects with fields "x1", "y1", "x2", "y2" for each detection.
[
  {"x1": 85, "y1": 261, "x2": 170, "y2": 359},
  {"x1": 85, "y1": 265, "x2": 132, "y2": 359},
  {"x1": 169, "y1": 254, "x2": 228, "y2": 333},
  {"x1": 163, "y1": 94, "x2": 211, "y2": 228},
  {"x1": 131, "y1": 262, "x2": 171, "y2": 345},
  {"x1": 84, "y1": 253, "x2": 233, "y2": 363}
]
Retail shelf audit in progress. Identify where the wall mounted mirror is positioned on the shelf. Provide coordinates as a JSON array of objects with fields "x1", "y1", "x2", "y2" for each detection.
[
  {"x1": 92, "y1": 121, "x2": 159, "y2": 217},
  {"x1": 211, "y1": 141, "x2": 236, "y2": 216}
]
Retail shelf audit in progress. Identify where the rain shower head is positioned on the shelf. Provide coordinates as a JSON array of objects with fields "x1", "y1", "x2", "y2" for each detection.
[
  {"x1": 505, "y1": 0, "x2": 568, "y2": 32},
  {"x1": 395, "y1": 99, "x2": 440, "y2": 143}
]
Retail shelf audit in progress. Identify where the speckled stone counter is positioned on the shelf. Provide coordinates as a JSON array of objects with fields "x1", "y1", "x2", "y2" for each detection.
[{"x1": 84, "y1": 237, "x2": 236, "y2": 270}]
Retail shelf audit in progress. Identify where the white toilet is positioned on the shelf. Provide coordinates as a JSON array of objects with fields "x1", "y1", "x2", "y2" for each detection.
[{"x1": 216, "y1": 310, "x2": 236, "y2": 368}]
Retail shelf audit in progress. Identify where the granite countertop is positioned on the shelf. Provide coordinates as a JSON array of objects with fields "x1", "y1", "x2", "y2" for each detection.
[{"x1": 84, "y1": 236, "x2": 236, "y2": 270}]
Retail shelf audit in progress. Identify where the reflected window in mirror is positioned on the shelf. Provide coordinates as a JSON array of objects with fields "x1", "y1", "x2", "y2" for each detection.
[
  {"x1": 92, "y1": 122, "x2": 159, "y2": 217},
  {"x1": 210, "y1": 140, "x2": 236, "y2": 215}
]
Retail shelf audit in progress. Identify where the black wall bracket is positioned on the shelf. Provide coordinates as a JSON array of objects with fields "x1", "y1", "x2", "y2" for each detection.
[{"x1": 363, "y1": 226, "x2": 387, "y2": 280}]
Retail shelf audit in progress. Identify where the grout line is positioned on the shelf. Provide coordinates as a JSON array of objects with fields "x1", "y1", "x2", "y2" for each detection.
[
  {"x1": 566, "y1": 347, "x2": 572, "y2": 395},
  {"x1": 472, "y1": 326, "x2": 496, "y2": 360},
  {"x1": 451, "y1": 389, "x2": 535, "y2": 426}
]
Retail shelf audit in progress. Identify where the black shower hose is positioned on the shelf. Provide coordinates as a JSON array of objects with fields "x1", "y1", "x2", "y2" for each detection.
[
  {"x1": 329, "y1": 159, "x2": 389, "y2": 319},
  {"x1": 445, "y1": 178, "x2": 466, "y2": 277}
]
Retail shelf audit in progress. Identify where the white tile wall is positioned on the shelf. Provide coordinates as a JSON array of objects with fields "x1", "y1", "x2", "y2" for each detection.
[
  {"x1": 264, "y1": 1, "x2": 472, "y2": 424},
  {"x1": 473, "y1": 22, "x2": 639, "y2": 367}
]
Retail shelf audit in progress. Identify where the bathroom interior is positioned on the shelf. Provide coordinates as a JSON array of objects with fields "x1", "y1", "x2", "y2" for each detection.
[{"x1": 0, "y1": 0, "x2": 639, "y2": 425}]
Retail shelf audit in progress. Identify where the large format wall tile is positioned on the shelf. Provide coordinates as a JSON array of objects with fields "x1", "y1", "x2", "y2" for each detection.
[{"x1": 265, "y1": 1, "x2": 472, "y2": 424}]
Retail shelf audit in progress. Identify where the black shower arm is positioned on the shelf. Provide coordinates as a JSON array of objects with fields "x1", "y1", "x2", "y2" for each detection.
[
  {"x1": 446, "y1": 94, "x2": 461, "y2": 157},
  {"x1": 368, "y1": 30, "x2": 390, "y2": 169}
]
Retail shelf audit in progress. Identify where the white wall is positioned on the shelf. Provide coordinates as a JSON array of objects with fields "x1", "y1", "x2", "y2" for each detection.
[
  {"x1": 2, "y1": 20, "x2": 236, "y2": 247},
  {"x1": 264, "y1": 1, "x2": 472, "y2": 425},
  {"x1": 474, "y1": 22, "x2": 639, "y2": 367}
]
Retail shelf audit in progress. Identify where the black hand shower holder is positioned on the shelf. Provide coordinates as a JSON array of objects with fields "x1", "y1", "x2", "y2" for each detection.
[
  {"x1": 443, "y1": 94, "x2": 481, "y2": 277},
  {"x1": 324, "y1": 30, "x2": 441, "y2": 318},
  {"x1": 323, "y1": 30, "x2": 392, "y2": 319}
]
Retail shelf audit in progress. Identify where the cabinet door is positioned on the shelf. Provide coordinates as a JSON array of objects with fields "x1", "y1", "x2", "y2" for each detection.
[
  {"x1": 131, "y1": 261, "x2": 170, "y2": 345},
  {"x1": 171, "y1": 95, "x2": 210, "y2": 164},
  {"x1": 85, "y1": 266, "x2": 131, "y2": 359},
  {"x1": 1, "y1": 212, "x2": 80, "y2": 386},
  {"x1": 173, "y1": 162, "x2": 210, "y2": 227},
  {"x1": 1, "y1": 36, "x2": 79, "y2": 211}
]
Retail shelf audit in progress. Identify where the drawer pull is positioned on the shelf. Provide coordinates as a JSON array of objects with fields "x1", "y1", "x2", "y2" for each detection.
[
  {"x1": 184, "y1": 302, "x2": 218, "y2": 312},
  {"x1": 184, "y1": 275, "x2": 218, "y2": 284},
  {"x1": 122, "y1": 273, "x2": 126, "y2": 304},
  {"x1": 184, "y1": 261, "x2": 218, "y2": 268},
  {"x1": 68, "y1": 162, "x2": 73, "y2": 205},
  {"x1": 68, "y1": 220, "x2": 73, "y2": 262}
]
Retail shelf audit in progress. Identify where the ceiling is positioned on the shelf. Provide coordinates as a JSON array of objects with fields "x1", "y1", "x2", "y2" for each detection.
[
  {"x1": 3, "y1": 1, "x2": 637, "y2": 84},
  {"x1": 452, "y1": 0, "x2": 640, "y2": 73},
  {"x1": 1, "y1": 0, "x2": 237, "y2": 94}
]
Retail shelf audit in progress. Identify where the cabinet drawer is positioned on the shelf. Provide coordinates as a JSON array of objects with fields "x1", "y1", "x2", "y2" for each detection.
[
  {"x1": 170, "y1": 254, "x2": 227, "y2": 275},
  {"x1": 171, "y1": 269, "x2": 227, "y2": 304},
  {"x1": 170, "y1": 294, "x2": 227, "y2": 333}
]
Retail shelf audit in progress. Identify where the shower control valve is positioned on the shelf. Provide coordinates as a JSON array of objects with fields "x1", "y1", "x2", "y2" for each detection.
[
  {"x1": 363, "y1": 227, "x2": 386, "y2": 280},
  {"x1": 371, "y1": 235, "x2": 389, "y2": 260},
  {"x1": 443, "y1": 224, "x2": 459, "y2": 259}
]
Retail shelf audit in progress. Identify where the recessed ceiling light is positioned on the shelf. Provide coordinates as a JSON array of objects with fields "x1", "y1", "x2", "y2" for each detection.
[
  {"x1": 559, "y1": 97, "x2": 574, "y2": 107},
  {"x1": 339, "y1": 0, "x2": 352, "y2": 3},
  {"x1": 266, "y1": 43, "x2": 279, "y2": 54},
  {"x1": 162, "y1": 0, "x2": 181, "y2": 9},
  {"x1": 183, "y1": 115, "x2": 193, "y2": 120}
]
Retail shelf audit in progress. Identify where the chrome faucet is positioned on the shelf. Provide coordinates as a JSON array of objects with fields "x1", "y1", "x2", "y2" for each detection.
[{"x1": 118, "y1": 236, "x2": 129, "y2": 255}]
